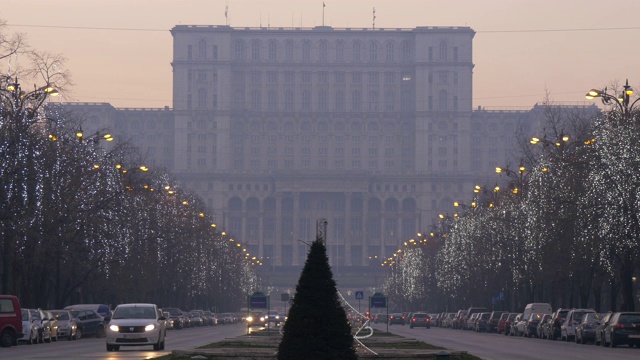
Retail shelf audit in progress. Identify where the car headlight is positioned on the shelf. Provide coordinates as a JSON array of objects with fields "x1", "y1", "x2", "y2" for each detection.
[
  {"x1": 109, "y1": 325, "x2": 119, "y2": 332},
  {"x1": 260, "y1": 317, "x2": 266, "y2": 322},
  {"x1": 145, "y1": 324, "x2": 156, "y2": 331},
  {"x1": 275, "y1": 315, "x2": 279, "y2": 319},
  {"x1": 246, "y1": 316, "x2": 253, "y2": 322}
]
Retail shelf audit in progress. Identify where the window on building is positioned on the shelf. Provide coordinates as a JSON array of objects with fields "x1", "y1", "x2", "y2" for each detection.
[
  {"x1": 252, "y1": 40, "x2": 260, "y2": 60},
  {"x1": 302, "y1": 40, "x2": 311, "y2": 61},
  {"x1": 439, "y1": 90, "x2": 448, "y2": 110},
  {"x1": 269, "y1": 41, "x2": 277, "y2": 61},
  {"x1": 369, "y1": 40, "x2": 378, "y2": 61},
  {"x1": 319, "y1": 40, "x2": 328, "y2": 61},
  {"x1": 318, "y1": 91, "x2": 328, "y2": 110},
  {"x1": 302, "y1": 90, "x2": 311, "y2": 110},
  {"x1": 336, "y1": 40, "x2": 345, "y2": 61},
  {"x1": 353, "y1": 41, "x2": 361, "y2": 61},
  {"x1": 336, "y1": 91, "x2": 345, "y2": 111},
  {"x1": 234, "y1": 40, "x2": 245, "y2": 60},
  {"x1": 439, "y1": 40, "x2": 447, "y2": 60},
  {"x1": 386, "y1": 41, "x2": 394, "y2": 61},
  {"x1": 285, "y1": 40, "x2": 294, "y2": 61},
  {"x1": 268, "y1": 90, "x2": 277, "y2": 110},
  {"x1": 198, "y1": 39, "x2": 207, "y2": 59}
]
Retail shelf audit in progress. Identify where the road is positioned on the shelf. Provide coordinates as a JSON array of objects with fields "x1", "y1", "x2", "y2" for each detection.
[
  {"x1": 0, "y1": 323, "x2": 246, "y2": 360},
  {"x1": 372, "y1": 323, "x2": 639, "y2": 360}
]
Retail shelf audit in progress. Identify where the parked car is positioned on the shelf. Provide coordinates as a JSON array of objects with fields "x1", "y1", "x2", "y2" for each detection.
[
  {"x1": 203, "y1": 311, "x2": 216, "y2": 326},
  {"x1": 409, "y1": 313, "x2": 431, "y2": 329},
  {"x1": 34, "y1": 309, "x2": 54, "y2": 343},
  {"x1": 575, "y1": 312, "x2": 601, "y2": 344},
  {"x1": 64, "y1": 304, "x2": 111, "y2": 322},
  {"x1": 561, "y1": 308, "x2": 596, "y2": 342},
  {"x1": 595, "y1": 312, "x2": 614, "y2": 346},
  {"x1": 43, "y1": 310, "x2": 58, "y2": 342},
  {"x1": 465, "y1": 313, "x2": 480, "y2": 331},
  {"x1": 464, "y1": 307, "x2": 487, "y2": 330},
  {"x1": 497, "y1": 313, "x2": 512, "y2": 335},
  {"x1": 503, "y1": 313, "x2": 518, "y2": 336},
  {"x1": 510, "y1": 313, "x2": 525, "y2": 336},
  {"x1": 388, "y1": 313, "x2": 405, "y2": 325},
  {"x1": 536, "y1": 314, "x2": 551, "y2": 339},
  {"x1": 68, "y1": 309, "x2": 105, "y2": 338},
  {"x1": 189, "y1": 311, "x2": 204, "y2": 326},
  {"x1": 474, "y1": 312, "x2": 491, "y2": 332},
  {"x1": 163, "y1": 308, "x2": 185, "y2": 329},
  {"x1": 220, "y1": 312, "x2": 234, "y2": 325},
  {"x1": 487, "y1": 311, "x2": 507, "y2": 333},
  {"x1": 452, "y1": 310, "x2": 467, "y2": 329},
  {"x1": 0, "y1": 295, "x2": 23, "y2": 347},
  {"x1": 548, "y1": 308, "x2": 570, "y2": 340},
  {"x1": 524, "y1": 313, "x2": 544, "y2": 337},
  {"x1": 441, "y1": 313, "x2": 455, "y2": 328},
  {"x1": 50, "y1": 310, "x2": 78, "y2": 340},
  {"x1": 106, "y1": 303, "x2": 167, "y2": 351},
  {"x1": 602, "y1": 312, "x2": 640, "y2": 348},
  {"x1": 18, "y1": 309, "x2": 39, "y2": 345}
]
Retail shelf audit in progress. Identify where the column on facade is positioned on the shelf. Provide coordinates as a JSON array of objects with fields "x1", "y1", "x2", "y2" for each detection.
[
  {"x1": 291, "y1": 192, "x2": 300, "y2": 266},
  {"x1": 258, "y1": 200, "x2": 264, "y2": 259},
  {"x1": 344, "y1": 192, "x2": 352, "y2": 266},
  {"x1": 275, "y1": 192, "x2": 282, "y2": 267}
]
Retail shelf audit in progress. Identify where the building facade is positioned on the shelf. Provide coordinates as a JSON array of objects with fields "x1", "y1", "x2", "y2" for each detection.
[{"x1": 60, "y1": 25, "x2": 596, "y2": 286}]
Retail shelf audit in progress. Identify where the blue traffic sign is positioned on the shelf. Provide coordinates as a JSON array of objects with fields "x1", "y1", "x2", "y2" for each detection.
[{"x1": 355, "y1": 291, "x2": 364, "y2": 300}]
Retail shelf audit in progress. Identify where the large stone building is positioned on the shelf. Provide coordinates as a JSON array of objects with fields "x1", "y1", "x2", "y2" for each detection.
[{"x1": 61, "y1": 24, "x2": 595, "y2": 288}]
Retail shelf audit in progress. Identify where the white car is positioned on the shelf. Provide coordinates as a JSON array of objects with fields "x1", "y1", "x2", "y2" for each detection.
[
  {"x1": 561, "y1": 308, "x2": 595, "y2": 342},
  {"x1": 18, "y1": 309, "x2": 39, "y2": 345},
  {"x1": 106, "y1": 303, "x2": 166, "y2": 351}
]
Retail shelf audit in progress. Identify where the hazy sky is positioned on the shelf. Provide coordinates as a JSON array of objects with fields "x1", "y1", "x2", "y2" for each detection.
[{"x1": 2, "y1": 0, "x2": 639, "y2": 109}]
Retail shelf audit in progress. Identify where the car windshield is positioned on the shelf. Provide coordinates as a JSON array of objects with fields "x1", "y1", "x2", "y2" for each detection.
[
  {"x1": 573, "y1": 311, "x2": 591, "y2": 322},
  {"x1": 113, "y1": 306, "x2": 156, "y2": 319},
  {"x1": 413, "y1": 314, "x2": 427, "y2": 318},
  {"x1": 21, "y1": 309, "x2": 29, "y2": 318},
  {"x1": 52, "y1": 312, "x2": 69, "y2": 320}
]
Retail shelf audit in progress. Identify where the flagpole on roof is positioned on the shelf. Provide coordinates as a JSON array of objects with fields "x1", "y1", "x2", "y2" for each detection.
[{"x1": 322, "y1": 2, "x2": 326, "y2": 26}]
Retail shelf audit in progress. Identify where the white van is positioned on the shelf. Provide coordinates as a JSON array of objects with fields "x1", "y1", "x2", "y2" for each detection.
[{"x1": 522, "y1": 303, "x2": 552, "y2": 320}]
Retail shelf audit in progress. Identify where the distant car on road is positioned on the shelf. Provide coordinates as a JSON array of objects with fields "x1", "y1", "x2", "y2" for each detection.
[{"x1": 409, "y1": 313, "x2": 431, "y2": 329}]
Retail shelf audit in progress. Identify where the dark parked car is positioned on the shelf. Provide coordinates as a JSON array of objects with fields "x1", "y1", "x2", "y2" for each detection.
[
  {"x1": 68, "y1": 309, "x2": 105, "y2": 338},
  {"x1": 388, "y1": 313, "x2": 405, "y2": 325},
  {"x1": 163, "y1": 308, "x2": 185, "y2": 329},
  {"x1": 64, "y1": 304, "x2": 111, "y2": 322},
  {"x1": 575, "y1": 312, "x2": 601, "y2": 344},
  {"x1": 487, "y1": 311, "x2": 506, "y2": 333},
  {"x1": 409, "y1": 313, "x2": 431, "y2": 329},
  {"x1": 602, "y1": 312, "x2": 640, "y2": 348}
]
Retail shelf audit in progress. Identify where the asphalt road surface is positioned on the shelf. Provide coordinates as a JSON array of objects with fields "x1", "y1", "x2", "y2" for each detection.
[
  {"x1": 0, "y1": 323, "x2": 246, "y2": 360},
  {"x1": 373, "y1": 323, "x2": 640, "y2": 360}
]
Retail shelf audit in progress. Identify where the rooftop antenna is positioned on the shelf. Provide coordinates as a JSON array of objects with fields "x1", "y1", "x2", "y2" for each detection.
[
  {"x1": 322, "y1": 2, "x2": 326, "y2": 26},
  {"x1": 225, "y1": 2, "x2": 229, "y2": 25},
  {"x1": 372, "y1": 7, "x2": 376, "y2": 29}
]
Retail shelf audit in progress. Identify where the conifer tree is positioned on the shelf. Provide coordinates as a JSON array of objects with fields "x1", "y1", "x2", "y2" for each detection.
[{"x1": 277, "y1": 237, "x2": 357, "y2": 359}]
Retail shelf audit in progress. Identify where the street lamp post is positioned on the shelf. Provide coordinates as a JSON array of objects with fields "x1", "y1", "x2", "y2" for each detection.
[{"x1": 586, "y1": 79, "x2": 640, "y2": 118}]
